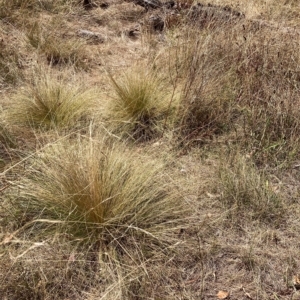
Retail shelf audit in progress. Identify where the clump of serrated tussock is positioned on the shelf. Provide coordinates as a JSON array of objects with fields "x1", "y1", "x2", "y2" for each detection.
[
  {"x1": 107, "y1": 67, "x2": 170, "y2": 141},
  {"x1": 7, "y1": 70, "x2": 99, "y2": 131},
  {"x1": 9, "y1": 136, "x2": 185, "y2": 244},
  {"x1": 2, "y1": 136, "x2": 187, "y2": 298}
]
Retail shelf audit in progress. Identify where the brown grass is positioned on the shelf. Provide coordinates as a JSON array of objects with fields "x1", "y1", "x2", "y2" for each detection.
[{"x1": 1, "y1": 0, "x2": 300, "y2": 299}]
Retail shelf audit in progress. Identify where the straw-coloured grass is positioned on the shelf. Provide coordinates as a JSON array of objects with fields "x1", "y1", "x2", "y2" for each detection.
[
  {"x1": 11, "y1": 138, "x2": 185, "y2": 243},
  {"x1": 7, "y1": 72, "x2": 99, "y2": 130},
  {"x1": 107, "y1": 68, "x2": 170, "y2": 141}
]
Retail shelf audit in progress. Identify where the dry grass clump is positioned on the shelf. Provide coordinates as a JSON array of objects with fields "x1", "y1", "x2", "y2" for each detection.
[
  {"x1": 39, "y1": 33, "x2": 87, "y2": 68},
  {"x1": 0, "y1": 0, "x2": 36, "y2": 10},
  {"x1": 7, "y1": 72, "x2": 99, "y2": 130},
  {"x1": 1, "y1": 137, "x2": 185, "y2": 298},
  {"x1": 0, "y1": 0, "x2": 39, "y2": 27},
  {"x1": 91, "y1": 3, "x2": 144, "y2": 28},
  {"x1": 0, "y1": 137, "x2": 186, "y2": 298},
  {"x1": 177, "y1": 69, "x2": 236, "y2": 145},
  {"x1": 107, "y1": 68, "x2": 170, "y2": 141},
  {"x1": 243, "y1": 90, "x2": 300, "y2": 166},
  {"x1": 42, "y1": 35, "x2": 87, "y2": 68},
  {"x1": 37, "y1": 0, "x2": 80, "y2": 13},
  {"x1": 9, "y1": 138, "x2": 184, "y2": 242},
  {"x1": 218, "y1": 153, "x2": 285, "y2": 225},
  {"x1": 0, "y1": 0, "x2": 79, "y2": 15}
]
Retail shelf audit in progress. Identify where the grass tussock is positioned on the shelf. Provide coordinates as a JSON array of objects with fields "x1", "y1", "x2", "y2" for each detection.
[
  {"x1": 2, "y1": 137, "x2": 185, "y2": 298},
  {"x1": 7, "y1": 72, "x2": 99, "y2": 130},
  {"x1": 107, "y1": 68, "x2": 170, "y2": 141},
  {"x1": 10, "y1": 138, "x2": 184, "y2": 242},
  {"x1": 218, "y1": 153, "x2": 285, "y2": 225}
]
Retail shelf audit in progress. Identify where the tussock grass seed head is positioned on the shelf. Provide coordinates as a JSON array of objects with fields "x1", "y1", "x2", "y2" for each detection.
[
  {"x1": 8, "y1": 72, "x2": 99, "y2": 130},
  {"x1": 108, "y1": 68, "x2": 169, "y2": 141}
]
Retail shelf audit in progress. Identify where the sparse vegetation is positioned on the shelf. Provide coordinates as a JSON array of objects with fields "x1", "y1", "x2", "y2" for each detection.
[
  {"x1": 27, "y1": 21, "x2": 88, "y2": 68},
  {"x1": 1, "y1": 0, "x2": 300, "y2": 298},
  {"x1": 218, "y1": 153, "x2": 285, "y2": 225}
]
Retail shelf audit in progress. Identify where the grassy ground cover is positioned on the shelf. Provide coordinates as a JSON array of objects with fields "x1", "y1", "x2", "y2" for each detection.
[{"x1": 0, "y1": 0, "x2": 300, "y2": 299}]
